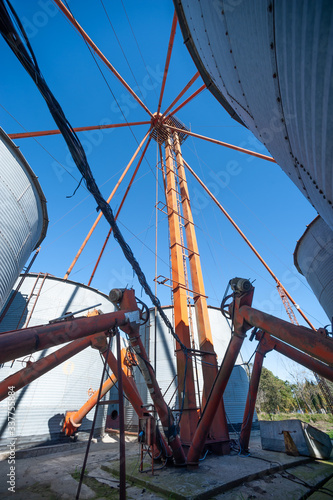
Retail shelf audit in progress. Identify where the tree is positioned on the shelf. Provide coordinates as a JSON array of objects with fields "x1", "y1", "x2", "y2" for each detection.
[{"x1": 256, "y1": 367, "x2": 295, "y2": 414}]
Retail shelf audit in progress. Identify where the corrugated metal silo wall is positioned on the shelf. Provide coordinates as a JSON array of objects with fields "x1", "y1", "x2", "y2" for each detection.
[
  {"x1": 0, "y1": 129, "x2": 47, "y2": 313},
  {"x1": 174, "y1": 1, "x2": 333, "y2": 230},
  {"x1": 129, "y1": 306, "x2": 256, "y2": 432},
  {"x1": 294, "y1": 217, "x2": 333, "y2": 321},
  {"x1": 0, "y1": 275, "x2": 113, "y2": 449}
]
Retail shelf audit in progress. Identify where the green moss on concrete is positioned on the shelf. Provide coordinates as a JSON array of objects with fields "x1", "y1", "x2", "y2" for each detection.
[{"x1": 27, "y1": 483, "x2": 59, "y2": 500}]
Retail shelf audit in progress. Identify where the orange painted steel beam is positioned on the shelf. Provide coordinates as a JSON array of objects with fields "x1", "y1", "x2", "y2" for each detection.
[
  {"x1": 183, "y1": 159, "x2": 315, "y2": 329},
  {"x1": 53, "y1": 0, "x2": 153, "y2": 118},
  {"x1": 239, "y1": 338, "x2": 271, "y2": 452},
  {"x1": 64, "y1": 130, "x2": 151, "y2": 280},
  {"x1": 163, "y1": 84, "x2": 206, "y2": 121},
  {"x1": 173, "y1": 133, "x2": 229, "y2": 448},
  {"x1": 239, "y1": 330, "x2": 333, "y2": 452},
  {"x1": 88, "y1": 134, "x2": 152, "y2": 285},
  {"x1": 161, "y1": 72, "x2": 200, "y2": 120},
  {"x1": 256, "y1": 331, "x2": 333, "y2": 384},
  {"x1": 0, "y1": 309, "x2": 134, "y2": 365},
  {"x1": 240, "y1": 305, "x2": 333, "y2": 367},
  {"x1": 8, "y1": 121, "x2": 151, "y2": 140},
  {"x1": 0, "y1": 333, "x2": 106, "y2": 402},
  {"x1": 157, "y1": 11, "x2": 178, "y2": 115},
  {"x1": 187, "y1": 288, "x2": 253, "y2": 465},
  {"x1": 169, "y1": 126, "x2": 276, "y2": 163},
  {"x1": 164, "y1": 134, "x2": 198, "y2": 444}
]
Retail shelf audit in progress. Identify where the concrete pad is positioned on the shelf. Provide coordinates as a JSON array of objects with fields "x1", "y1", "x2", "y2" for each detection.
[
  {"x1": 215, "y1": 458, "x2": 333, "y2": 499},
  {"x1": 87, "y1": 465, "x2": 121, "y2": 487},
  {"x1": 106, "y1": 451, "x2": 312, "y2": 499}
]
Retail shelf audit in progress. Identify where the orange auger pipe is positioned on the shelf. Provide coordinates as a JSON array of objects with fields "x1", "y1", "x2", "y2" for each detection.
[
  {"x1": 183, "y1": 159, "x2": 315, "y2": 329},
  {"x1": 0, "y1": 309, "x2": 137, "y2": 365},
  {"x1": 63, "y1": 373, "x2": 117, "y2": 436},
  {"x1": 161, "y1": 71, "x2": 200, "y2": 120},
  {"x1": 64, "y1": 130, "x2": 151, "y2": 280},
  {"x1": 53, "y1": 0, "x2": 153, "y2": 118},
  {"x1": 157, "y1": 11, "x2": 178, "y2": 115},
  {"x1": 8, "y1": 121, "x2": 151, "y2": 140},
  {"x1": 163, "y1": 85, "x2": 206, "y2": 121},
  {"x1": 0, "y1": 333, "x2": 107, "y2": 401}
]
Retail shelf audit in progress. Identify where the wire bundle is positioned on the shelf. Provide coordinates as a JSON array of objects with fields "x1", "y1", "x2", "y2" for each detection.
[{"x1": 0, "y1": 0, "x2": 188, "y2": 356}]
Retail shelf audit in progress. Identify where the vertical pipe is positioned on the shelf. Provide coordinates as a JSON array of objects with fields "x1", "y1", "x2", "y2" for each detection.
[{"x1": 117, "y1": 330, "x2": 126, "y2": 499}]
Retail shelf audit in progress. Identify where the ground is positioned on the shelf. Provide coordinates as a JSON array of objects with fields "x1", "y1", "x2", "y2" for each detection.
[{"x1": 0, "y1": 432, "x2": 332, "y2": 500}]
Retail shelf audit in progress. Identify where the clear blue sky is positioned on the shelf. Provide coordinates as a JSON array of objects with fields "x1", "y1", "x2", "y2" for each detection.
[{"x1": 0, "y1": 0, "x2": 327, "y2": 382}]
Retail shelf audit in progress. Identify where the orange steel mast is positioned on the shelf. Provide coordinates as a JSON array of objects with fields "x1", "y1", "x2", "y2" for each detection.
[
  {"x1": 164, "y1": 133, "x2": 198, "y2": 444},
  {"x1": 172, "y1": 132, "x2": 229, "y2": 449}
]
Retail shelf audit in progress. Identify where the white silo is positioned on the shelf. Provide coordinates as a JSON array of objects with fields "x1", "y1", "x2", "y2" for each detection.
[
  {"x1": 0, "y1": 274, "x2": 114, "y2": 449},
  {"x1": 294, "y1": 216, "x2": 333, "y2": 321},
  {"x1": 0, "y1": 128, "x2": 48, "y2": 313}
]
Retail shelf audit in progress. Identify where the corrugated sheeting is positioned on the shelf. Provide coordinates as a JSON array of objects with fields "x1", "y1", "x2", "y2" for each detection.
[
  {"x1": 174, "y1": 0, "x2": 333, "y2": 230},
  {"x1": 0, "y1": 129, "x2": 48, "y2": 313},
  {"x1": 0, "y1": 274, "x2": 114, "y2": 448},
  {"x1": 294, "y1": 216, "x2": 333, "y2": 321}
]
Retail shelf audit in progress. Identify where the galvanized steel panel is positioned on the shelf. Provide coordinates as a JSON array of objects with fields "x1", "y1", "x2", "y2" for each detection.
[
  {"x1": 175, "y1": 0, "x2": 333, "y2": 229},
  {"x1": 0, "y1": 275, "x2": 113, "y2": 448},
  {"x1": 0, "y1": 129, "x2": 48, "y2": 313},
  {"x1": 294, "y1": 217, "x2": 333, "y2": 320}
]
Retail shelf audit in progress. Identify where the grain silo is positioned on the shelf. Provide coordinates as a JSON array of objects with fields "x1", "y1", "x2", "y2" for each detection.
[
  {"x1": 0, "y1": 273, "x2": 114, "y2": 449},
  {"x1": 294, "y1": 216, "x2": 333, "y2": 321},
  {"x1": 0, "y1": 128, "x2": 48, "y2": 313},
  {"x1": 173, "y1": 0, "x2": 333, "y2": 230},
  {"x1": 107, "y1": 305, "x2": 256, "y2": 433}
]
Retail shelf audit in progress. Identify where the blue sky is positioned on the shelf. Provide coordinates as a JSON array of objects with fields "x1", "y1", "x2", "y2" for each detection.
[{"x1": 0, "y1": 0, "x2": 326, "y2": 382}]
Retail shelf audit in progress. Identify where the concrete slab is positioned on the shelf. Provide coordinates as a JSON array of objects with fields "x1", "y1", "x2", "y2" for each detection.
[
  {"x1": 0, "y1": 433, "x2": 331, "y2": 500},
  {"x1": 215, "y1": 458, "x2": 333, "y2": 499},
  {"x1": 107, "y1": 451, "x2": 312, "y2": 499}
]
